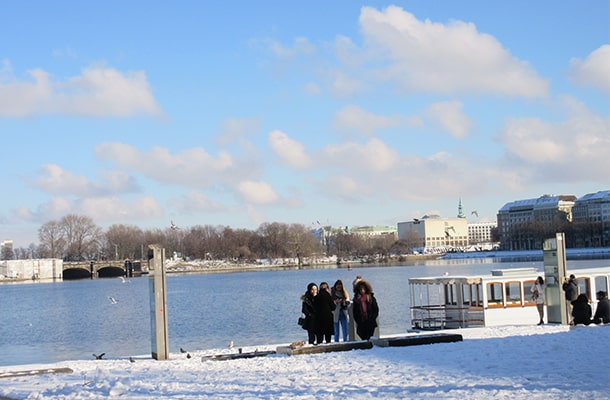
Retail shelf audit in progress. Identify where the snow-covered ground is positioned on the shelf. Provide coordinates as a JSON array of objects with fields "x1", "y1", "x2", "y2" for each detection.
[{"x1": 0, "y1": 324, "x2": 608, "y2": 399}]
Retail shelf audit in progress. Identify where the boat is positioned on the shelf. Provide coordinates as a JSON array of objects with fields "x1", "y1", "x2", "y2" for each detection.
[{"x1": 409, "y1": 266, "x2": 610, "y2": 330}]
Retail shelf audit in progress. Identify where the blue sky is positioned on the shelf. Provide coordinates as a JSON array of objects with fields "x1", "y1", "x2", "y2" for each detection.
[{"x1": 1, "y1": 1, "x2": 608, "y2": 247}]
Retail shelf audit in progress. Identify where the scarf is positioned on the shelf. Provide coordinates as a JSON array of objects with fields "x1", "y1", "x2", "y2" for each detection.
[{"x1": 357, "y1": 294, "x2": 368, "y2": 320}]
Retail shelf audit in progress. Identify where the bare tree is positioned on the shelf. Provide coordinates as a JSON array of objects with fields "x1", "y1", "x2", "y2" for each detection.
[
  {"x1": 60, "y1": 214, "x2": 102, "y2": 260},
  {"x1": 38, "y1": 220, "x2": 66, "y2": 258},
  {"x1": 286, "y1": 223, "x2": 322, "y2": 266},
  {"x1": 105, "y1": 224, "x2": 145, "y2": 260}
]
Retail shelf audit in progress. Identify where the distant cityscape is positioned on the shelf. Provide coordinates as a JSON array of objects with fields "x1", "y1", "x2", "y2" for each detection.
[
  {"x1": 1, "y1": 190, "x2": 609, "y2": 262},
  {"x1": 319, "y1": 190, "x2": 610, "y2": 253}
]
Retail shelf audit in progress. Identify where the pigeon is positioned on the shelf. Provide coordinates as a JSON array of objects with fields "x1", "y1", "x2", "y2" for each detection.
[
  {"x1": 129, "y1": 357, "x2": 135, "y2": 363},
  {"x1": 180, "y1": 347, "x2": 187, "y2": 353},
  {"x1": 93, "y1": 353, "x2": 105, "y2": 360},
  {"x1": 186, "y1": 353, "x2": 191, "y2": 359}
]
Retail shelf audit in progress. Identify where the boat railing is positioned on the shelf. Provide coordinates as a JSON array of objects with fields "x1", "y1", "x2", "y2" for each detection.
[{"x1": 411, "y1": 305, "x2": 484, "y2": 330}]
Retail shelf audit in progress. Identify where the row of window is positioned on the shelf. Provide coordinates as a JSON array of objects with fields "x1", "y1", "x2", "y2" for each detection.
[{"x1": 443, "y1": 277, "x2": 609, "y2": 308}]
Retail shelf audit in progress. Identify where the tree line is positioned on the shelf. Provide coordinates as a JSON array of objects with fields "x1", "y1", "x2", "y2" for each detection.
[{"x1": 3, "y1": 214, "x2": 402, "y2": 263}]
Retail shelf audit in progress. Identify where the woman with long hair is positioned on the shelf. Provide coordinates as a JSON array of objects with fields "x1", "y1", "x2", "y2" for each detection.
[
  {"x1": 301, "y1": 282, "x2": 318, "y2": 344},
  {"x1": 531, "y1": 276, "x2": 545, "y2": 325},
  {"x1": 331, "y1": 279, "x2": 350, "y2": 342},
  {"x1": 352, "y1": 280, "x2": 379, "y2": 340}
]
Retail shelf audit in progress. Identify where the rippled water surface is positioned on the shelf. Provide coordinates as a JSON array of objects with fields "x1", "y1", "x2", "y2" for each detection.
[{"x1": 0, "y1": 258, "x2": 604, "y2": 366}]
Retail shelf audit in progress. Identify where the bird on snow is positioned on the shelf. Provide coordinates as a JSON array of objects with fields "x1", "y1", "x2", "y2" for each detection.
[
  {"x1": 109, "y1": 297, "x2": 118, "y2": 304},
  {"x1": 180, "y1": 347, "x2": 187, "y2": 353},
  {"x1": 129, "y1": 357, "x2": 135, "y2": 363},
  {"x1": 186, "y1": 353, "x2": 192, "y2": 359},
  {"x1": 93, "y1": 353, "x2": 105, "y2": 360}
]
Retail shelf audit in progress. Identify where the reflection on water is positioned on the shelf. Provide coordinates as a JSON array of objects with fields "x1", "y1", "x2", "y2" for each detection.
[{"x1": 0, "y1": 258, "x2": 605, "y2": 366}]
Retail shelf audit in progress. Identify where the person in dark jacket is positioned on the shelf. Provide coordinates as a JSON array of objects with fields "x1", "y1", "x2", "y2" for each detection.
[
  {"x1": 571, "y1": 293, "x2": 591, "y2": 325},
  {"x1": 353, "y1": 280, "x2": 379, "y2": 340},
  {"x1": 314, "y1": 282, "x2": 335, "y2": 344},
  {"x1": 563, "y1": 274, "x2": 578, "y2": 301},
  {"x1": 301, "y1": 282, "x2": 318, "y2": 344},
  {"x1": 563, "y1": 274, "x2": 578, "y2": 319},
  {"x1": 591, "y1": 291, "x2": 610, "y2": 324}
]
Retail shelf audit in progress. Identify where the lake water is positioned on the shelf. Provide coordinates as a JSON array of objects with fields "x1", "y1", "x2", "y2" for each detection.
[{"x1": 0, "y1": 258, "x2": 605, "y2": 367}]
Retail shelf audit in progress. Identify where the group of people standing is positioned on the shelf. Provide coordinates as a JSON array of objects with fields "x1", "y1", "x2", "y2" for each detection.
[
  {"x1": 563, "y1": 274, "x2": 610, "y2": 326},
  {"x1": 531, "y1": 274, "x2": 609, "y2": 326},
  {"x1": 300, "y1": 276, "x2": 379, "y2": 345}
]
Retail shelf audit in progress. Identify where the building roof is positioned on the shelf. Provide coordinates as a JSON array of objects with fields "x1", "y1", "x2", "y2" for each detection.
[
  {"x1": 498, "y1": 194, "x2": 576, "y2": 212},
  {"x1": 575, "y1": 190, "x2": 610, "y2": 203}
]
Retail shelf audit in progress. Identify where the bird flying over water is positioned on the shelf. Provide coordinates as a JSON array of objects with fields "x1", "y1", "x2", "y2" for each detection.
[
  {"x1": 228, "y1": 341, "x2": 234, "y2": 350},
  {"x1": 109, "y1": 297, "x2": 118, "y2": 304},
  {"x1": 93, "y1": 353, "x2": 105, "y2": 360}
]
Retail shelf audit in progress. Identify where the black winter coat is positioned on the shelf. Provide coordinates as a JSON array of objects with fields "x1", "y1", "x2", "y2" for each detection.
[
  {"x1": 314, "y1": 289, "x2": 336, "y2": 336},
  {"x1": 571, "y1": 297, "x2": 592, "y2": 325},
  {"x1": 301, "y1": 295, "x2": 316, "y2": 332},
  {"x1": 563, "y1": 280, "x2": 578, "y2": 301},
  {"x1": 353, "y1": 294, "x2": 379, "y2": 340}
]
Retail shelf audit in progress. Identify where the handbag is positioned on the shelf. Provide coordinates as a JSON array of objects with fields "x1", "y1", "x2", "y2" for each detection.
[{"x1": 297, "y1": 316, "x2": 307, "y2": 329}]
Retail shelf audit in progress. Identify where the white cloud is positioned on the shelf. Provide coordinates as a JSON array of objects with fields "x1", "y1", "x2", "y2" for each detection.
[
  {"x1": 323, "y1": 138, "x2": 400, "y2": 172},
  {"x1": 78, "y1": 195, "x2": 163, "y2": 220},
  {"x1": 499, "y1": 99, "x2": 610, "y2": 183},
  {"x1": 425, "y1": 101, "x2": 472, "y2": 139},
  {"x1": 215, "y1": 117, "x2": 261, "y2": 147},
  {"x1": 0, "y1": 63, "x2": 162, "y2": 117},
  {"x1": 303, "y1": 82, "x2": 321, "y2": 95},
  {"x1": 32, "y1": 164, "x2": 139, "y2": 196},
  {"x1": 170, "y1": 190, "x2": 226, "y2": 213},
  {"x1": 568, "y1": 45, "x2": 610, "y2": 94},
  {"x1": 268, "y1": 130, "x2": 313, "y2": 169},
  {"x1": 238, "y1": 181, "x2": 279, "y2": 204},
  {"x1": 358, "y1": 6, "x2": 548, "y2": 97},
  {"x1": 330, "y1": 71, "x2": 367, "y2": 97},
  {"x1": 333, "y1": 105, "x2": 401, "y2": 136},
  {"x1": 18, "y1": 195, "x2": 163, "y2": 223},
  {"x1": 267, "y1": 36, "x2": 316, "y2": 58},
  {"x1": 95, "y1": 142, "x2": 253, "y2": 188}
]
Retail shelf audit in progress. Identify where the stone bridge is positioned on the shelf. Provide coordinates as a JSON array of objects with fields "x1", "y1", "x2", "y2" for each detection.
[{"x1": 63, "y1": 259, "x2": 146, "y2": 280}]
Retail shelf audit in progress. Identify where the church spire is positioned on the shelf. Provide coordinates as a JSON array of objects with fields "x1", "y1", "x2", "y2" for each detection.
[{"x1": 457, "y1": 197, "x2": 465, "y2": 218}]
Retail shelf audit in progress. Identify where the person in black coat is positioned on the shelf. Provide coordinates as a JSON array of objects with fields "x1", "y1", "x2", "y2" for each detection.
[
  {"x1": 571, "y1": 293, "x2": 592, "y2": 325},
  {"x1": 301, "y1": 282, "x2": 318, "y2": 344},
  {"x1": 353, "y1": 280, "x2": 379, "y2": 340},
  {"x1": 314, "y1": 282, "x2": 336, "y2": 344},
  {"x1": 591, "y1": 291, "x2": 610, "y2": 324}
]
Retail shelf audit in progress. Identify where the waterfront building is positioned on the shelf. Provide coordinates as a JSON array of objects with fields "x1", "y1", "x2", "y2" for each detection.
[
  {"x1": 1, "y1": 240, "x2": 14, "y2": 260},
  {"x1": 571, "y1": 190, "x2": 610, "y2": 247},
  {"x1": 397, "y1": 215, "x2": 468, "y2": 253},
  {"x1": 497, "y1": 194, "x2": 576, "y2": 250},
  {"x1": 467, "y1": 221, "x2": 497, "y2": 246},
  {"x1": 347, "y1": 225, "x2": 397, "y2": 239}
]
